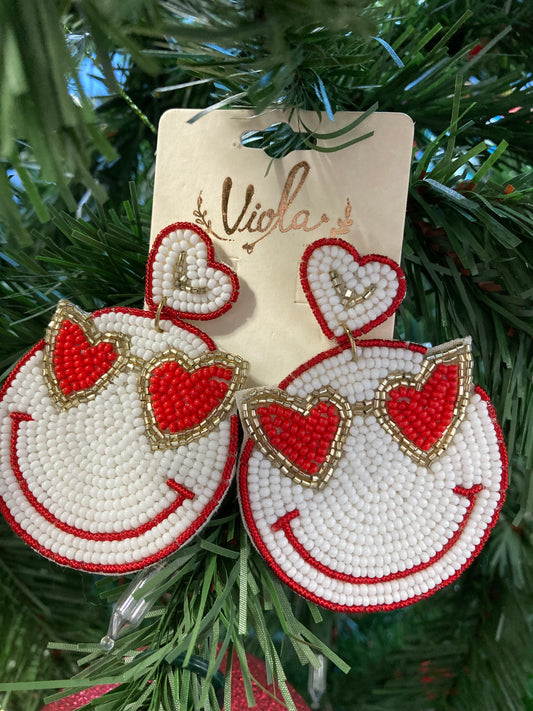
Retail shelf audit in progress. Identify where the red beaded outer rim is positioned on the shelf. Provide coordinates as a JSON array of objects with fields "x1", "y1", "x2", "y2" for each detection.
[
  {"x1": 238, "y1": 338, "x2": 508, "y2": 613},
  {"x1": 145, "y1": 221, "x2": 239, "y2": 321},
  {"x1": 0, "y1": 306, "x2": 239, "y2": 574},
  {"x1": 299, "y1": 237, "x2": 407, "y2": 340}
]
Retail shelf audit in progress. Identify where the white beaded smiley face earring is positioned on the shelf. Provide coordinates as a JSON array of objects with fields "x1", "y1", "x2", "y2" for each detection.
[
  {"x1": 0, "y1": 222, "x2": 248, "y2": 574},
  {"x1": 238, "y1": 237, "x2": 507, "y2": 612}
]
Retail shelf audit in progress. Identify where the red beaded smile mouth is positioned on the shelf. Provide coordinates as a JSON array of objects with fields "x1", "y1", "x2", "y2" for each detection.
[
  {"x1": 271, "y1": 482, "x2": 483, "y2": 584},
  {"x1": 10, "y1": 411, "x2": 195, "y2": 542}
]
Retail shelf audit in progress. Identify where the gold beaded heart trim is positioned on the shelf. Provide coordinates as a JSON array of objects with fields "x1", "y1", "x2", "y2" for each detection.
[
  {"x1": 241, "y1": 387, "x2": 353, "y2": 489},
  {"x1": 373, "y1": 339, "x2": 472, "y2": 466},
  {"x1": 139, "y1": 350, "x2": 248, "y2": 448},
  {"x1": 43, "y1": 301, "x2": 131, "y2": 410},
  {"x1": 42, "y1": 301, "x2": 248, "y2": 447},
  {"x1": 242, "y1": 340, "x2": 472, "y2": 487}
]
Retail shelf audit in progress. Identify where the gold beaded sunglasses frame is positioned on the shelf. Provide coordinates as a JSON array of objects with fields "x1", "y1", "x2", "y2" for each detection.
[
  {"x1": 240, "y1": 339, "x2": 472, "y2": 489},
  {"x1": 42, "y1": 301, "x2": 248, "y2": 450}
]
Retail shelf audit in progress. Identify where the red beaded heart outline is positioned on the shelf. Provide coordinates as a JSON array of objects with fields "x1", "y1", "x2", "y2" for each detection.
[
  {"x1": 140, "y1": 350, "x2": 248, "y2": 447},
  {"x1": 145, "y1": 221, "x2": 239, "y2": 321},
  {"x1": 43, "y1": 301, "x2": 130, "y2": 410},
  {"x1": 300, "y1": 237, "x2": 406, "y2": 341},
  {"x1": 373, "y1": 340, "x2": 472, "y2": 466},
  {"x1": 241, "y1": 387, "x2": 352, "y2": 489}
]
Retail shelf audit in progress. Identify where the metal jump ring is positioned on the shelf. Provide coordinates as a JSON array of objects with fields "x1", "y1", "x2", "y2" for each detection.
[
  {"x1": 342, "y1": 324, "x2": 358, "y2": 361},
  {"x1": 154, "y1": 298, "x2": 166, "y2": 333}
]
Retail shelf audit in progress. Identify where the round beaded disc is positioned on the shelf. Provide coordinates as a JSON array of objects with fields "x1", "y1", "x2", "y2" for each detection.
[
  {"x1": 0, "y1": 308, "x2": 244, "y2": 573},
  {"x1": 239, "y1": 339, "x2": 507, "y2": 611},
  {"x1": 0, "y1": 307, "x2": 246, "y2": 574}
]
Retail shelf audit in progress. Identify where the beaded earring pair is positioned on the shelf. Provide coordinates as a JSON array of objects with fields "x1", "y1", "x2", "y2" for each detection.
[{"x1": 0, "y1": 222, "x2": 507, "y2": 612}]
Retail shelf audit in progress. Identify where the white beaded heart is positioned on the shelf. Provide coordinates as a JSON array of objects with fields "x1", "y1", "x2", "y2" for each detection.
[
  {"x1": 146, "y1": 222, "x2": 238, "y2": 319},
  {"x1": 301, "y1": 238, "x2": 406, "y2": 339}
]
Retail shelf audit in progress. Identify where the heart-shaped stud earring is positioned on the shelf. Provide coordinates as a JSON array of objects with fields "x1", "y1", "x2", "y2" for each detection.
[
  {"x1": 300, "y1": 237, "x2": 405, "y2": 340},
  {"x1": 145, "y1": 222, "x2": 238, "y2": 320}
]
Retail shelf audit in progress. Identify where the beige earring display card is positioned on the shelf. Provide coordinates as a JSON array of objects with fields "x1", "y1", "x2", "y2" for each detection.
[{"x1": 151, "y1": 109, "x2": 414, "y2": 385}]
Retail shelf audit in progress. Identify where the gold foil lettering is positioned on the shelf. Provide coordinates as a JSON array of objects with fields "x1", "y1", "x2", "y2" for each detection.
[{"x1": 195, "y1": 160, "x2": 337, "y2": 253}]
